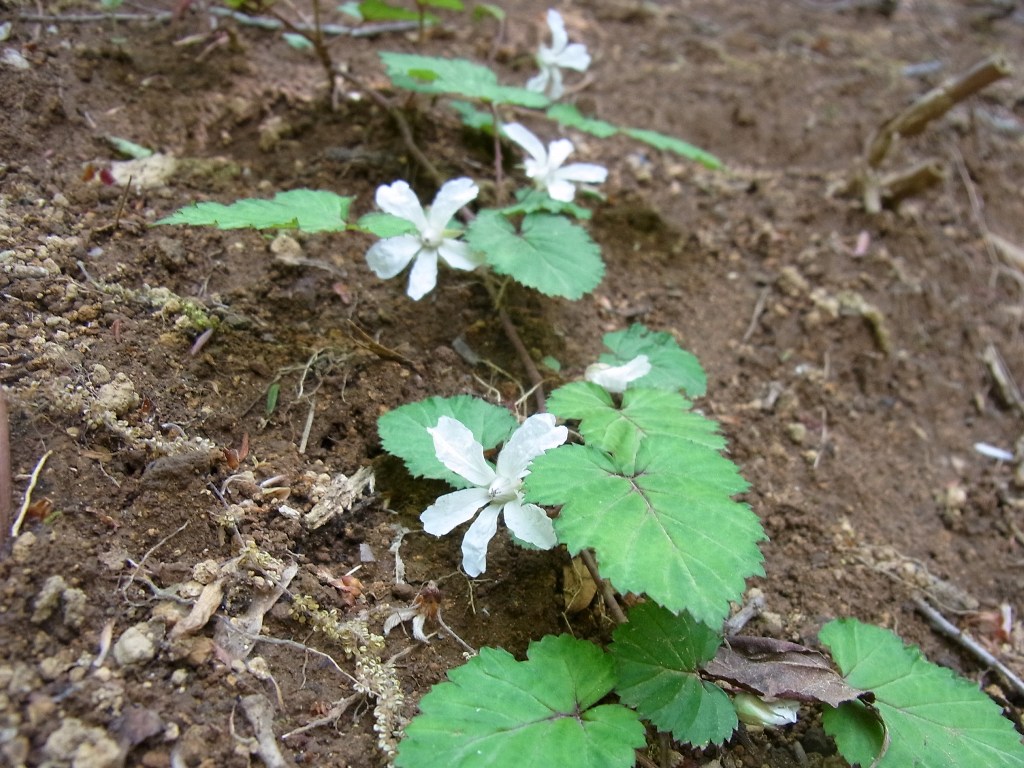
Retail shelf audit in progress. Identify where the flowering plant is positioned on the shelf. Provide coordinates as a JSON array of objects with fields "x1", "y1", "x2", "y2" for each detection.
[
  {"x1": 365, "y1": 178, "x2": 482, "y2": 300},
  {"x1": 421, "y1": 414, "x2": 567, "y2": 576},
  {"x1": 526, "y1": 8, "x2": 592, "y2": 99},
  {"x1": 157, "y1": 7, "x2": 1024, "y2": 768},
  {"x1": 503, "y1": 122, "x2": 608, "y2": 202}
]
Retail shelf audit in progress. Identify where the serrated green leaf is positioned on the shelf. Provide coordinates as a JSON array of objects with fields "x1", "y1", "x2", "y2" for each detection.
[
  {"x1": 547, "y1": 383, "x2": 726, "y2": 466},
  {"x1": 106, "y1": 135, "x2": 153, "y2": 159},
  {"x1": 547, "y1": 104, "x2": 619, "y2": 139},
  {"x1": 466, "y1": 211, "x2": 603, "y2": 299},
  {"x1": 500, "y1": 188, "x2": 592, "y2": 221},
  {"x1": 525, "y1": 438, "x2": 765, "y2": 626},
  {"x1": 381, "y1": 52, "x2": 550, "y2": 107},
  {"x1": 820, "y1": 619, "x2": 1024, "y2": 768},
  {"x1": 600, "y1": 324, "x2": 706, "y2": 397},
  {"x1": 357, "y1": 0, "x2": 424, "y2": 21},
  {"x1": 355, "y1": 211, "x2": 419, "y2": 238},
  {"x1": 156, "y1": 190, "x2": 353, "y2": 233},
  {"x1": 396, "y1": 634, "x2": 644, "y2": 768},
  {"x1": 377, "y1": 395, "x2": 517, "y2": 487},
  {"x1": 611, "y1": 602, "x2": 737, "y2": 746},
  {"x1": 623, "y1": 128, "x2": 722, "y2": 170}
]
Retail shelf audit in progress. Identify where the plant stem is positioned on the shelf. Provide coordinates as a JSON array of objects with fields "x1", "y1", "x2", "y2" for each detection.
[
  {"x1": 580, "y1": 549, "x2": 627, "y2": 624},
  {"x1": 491, "y1": 104, "x2": 506, "y2": 206}
]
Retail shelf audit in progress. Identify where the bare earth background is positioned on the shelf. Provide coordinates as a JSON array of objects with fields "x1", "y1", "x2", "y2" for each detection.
[{"x1": 1, "y1": 1, "x2": 1024, "y2": 766}]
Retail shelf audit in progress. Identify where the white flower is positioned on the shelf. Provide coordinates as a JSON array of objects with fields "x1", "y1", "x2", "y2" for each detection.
[
  {"x1": 733, "y1": 693, "x2": 800, "y2": 729},
  {"x1": 503, "y1": 123, "x2": 607, "y2": 202},
  {"x1": 585, "y1": 355, "x2": 651, "y2": 393},
  {"x1": 366, "y1": 178, "x2": 482, "y2": 300},
  {"x1": 421, "y1": 414, "x2": 568, "y2": 577},
  {"x1": 527, "y1": 9, "x2": 591, "y2": 100}
]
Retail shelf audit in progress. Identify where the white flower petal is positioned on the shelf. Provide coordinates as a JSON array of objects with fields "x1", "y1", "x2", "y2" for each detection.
[
  {"x1": 375, "y1": 181, "x2": 428, "y2": 233},
  {"x1": 526, "y1": 69, "x2": 550, "y2": 94},
  {"x1": 548, "y1": 67, "x2": 565, "y2": 100},
  {"x1": 461, "y1": 504, "x2": 501, "y2": 577},
  {"x1": 547, "y1": 138, "x2": 575, "y2": 169},
  {"x1": 438, "y1": 239, "x2": 483, "y2": 271},
  {"x1": 411, "y1": 614, "x2": 430, "y2": 643},
  {"x1": 734, "y1": 693, "x2": 800, "y2": 728},
  {"x1": 557, "y1": 162, "x2": 608, "y2": 184},
  {"x1": 585, "y1": 355, "x2": 651, "y2": 393},
  {"x1": 545, "y1": 9, "x2": 568, "y2": 53},
  {"x1": 428, "y1": 416, "x2": 495, "y2": 487},
  {"x1": 504, "y1": 123, "x2": 547, "y2": 164},
  {"x1": 546, "y1": 178, "x2": 577, "y2": 202},
  {"x1": 496, "y1": 413, "x2": 567, "y2": 480},
  {"x1": 366, "y1": 235, "x2": 421, "y2": 278},
  {"x1": 406, "y1": 249, "x2": 438, "y2": 300},
  {"x1": 421, "y1": 486, "x2": 491, "y2": 536},
  {"x1": 556, "y1": 43, "x2": 591, "y2": 72},
  {"x1": 426, "y1": 177, "x2": 478, "y2": 233},
  {"x1": 502, "y1": 499, "x2": 556, "y2": 550}
]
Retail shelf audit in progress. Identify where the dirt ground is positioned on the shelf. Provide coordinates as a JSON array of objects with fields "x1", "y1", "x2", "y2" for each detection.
[{"x1": 1, "y1": 0, "x2": 1024, "y2": 766}]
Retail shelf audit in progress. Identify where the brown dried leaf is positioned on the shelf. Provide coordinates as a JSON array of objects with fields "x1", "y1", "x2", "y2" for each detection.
[
  {"x1": 169, "y1": 578, "x2": 225, "y2": 641},
  {"x1": 705, "y1": 635, "x2": 871, "y2": 708}
]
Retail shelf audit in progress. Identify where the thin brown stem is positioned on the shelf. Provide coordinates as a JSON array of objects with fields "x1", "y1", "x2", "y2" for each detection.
[
  {"x1": 334, "y1": 69, "x2": 444, "y2": 186},
  {"x1": 580, "y1": 549, "x2": 627, "y2": 625},
  {"x1": 491, "y1": 104, "x2": 506, "y2": 206}
]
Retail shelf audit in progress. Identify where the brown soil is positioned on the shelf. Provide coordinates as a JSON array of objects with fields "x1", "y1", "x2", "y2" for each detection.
[{"x1": 2, "y1": 1, "x2": 1023, "y2": 766}]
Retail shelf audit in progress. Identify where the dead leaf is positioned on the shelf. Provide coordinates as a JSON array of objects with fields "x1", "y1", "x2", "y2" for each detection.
[
  {"x1": 563, "y1": 556, "x2": 597, "y2": 613},
  {"x1": 169, "y1": 578, "x2": 225, "y2": 641},
  {"x1": 704, "y1": 635, "x2": 871, "y2": 708}
]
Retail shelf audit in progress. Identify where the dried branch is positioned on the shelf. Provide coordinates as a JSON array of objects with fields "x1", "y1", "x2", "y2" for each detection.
[
  {"x1": 912, "y1": 595, "x2": 1024, "y2": 700},
  {"x1": 0, "y1": 392, "x2": 11, "y2": 556}
]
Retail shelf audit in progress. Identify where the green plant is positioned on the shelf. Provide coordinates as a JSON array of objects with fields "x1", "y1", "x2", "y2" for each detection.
[{"x1": 157, "y1": 6, "x2": 1024, "y2": 766}]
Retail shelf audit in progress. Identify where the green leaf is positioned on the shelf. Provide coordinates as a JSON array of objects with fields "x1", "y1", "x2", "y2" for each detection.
[
  {"x1": 525, "y1": 438, "x2": 765, "y2": 626},
  {"x1": 623, "y1": 128, "x2": 722, "y2": 170},
  {"x1": 106, "y1": 136, "x2": 153, "y2": 159},
  {"x1": 357, "y1": 0, "x2": 427, "y2": 22},
  {"x1": 448, "y1": 100, "x2": 495, "y2": 131},
  {"x1": 500, "y1": 188, "x2": 592, "y2": 221},
  {"x1": 611, "y1": 603, "x2": 737, "y2": 747},
  {"x1": 547, "y1": 383, "x2": 726, "y2": 466},
  {"x1": 466, "y1": 211, "x2": 603, "y2": 299},
  {"x1": 355, "y1": 211, "x2": 419, "y2": 238},
  {"x1": 377, "y1": 395, "x2": 518, "y2": 487},
  {"x1": 282, "y1": 32, "x2": 314, "y2": 50},
  {"x1": 156, "y1": 190, "x2": 353, "y2": 233},
  {"x1": 422, "y1": 0, "x2": 463, "y2": 9},
  {"x1": 547, "y1": 104, "x2": 619, "y2": 139},
  {"x1": 380, "y1": 52, "x2": 549, "y2": 107},
  {"x1": 820, "y1": 619, "x2": 1024, "y2": 768},
  {"x1": 473, "y1": 2, "x2": 505, "y2": 21},
  {"x1": 396, "y1": 634, "x2": 645, "y2": 768},
  {"x1": 600, "y1": 324, "x2": 707, "y2": 397}
]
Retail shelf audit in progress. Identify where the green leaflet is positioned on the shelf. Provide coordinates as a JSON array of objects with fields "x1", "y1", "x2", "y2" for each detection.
[
  {"x1": 546, "y1": 103, "x2": 619, "y2": 139},
  {"x1": 355, "y1": 211, "x2": 421, "y2": 238},
  {"x1": 396, "y1": 634, "x2": 645, "y2": 768},
  {"x1": 600, "y1": 324, "x2": 707, "y2": 397},
  {"x1": 524, "y1": 438, "x2": 764, "y2": 626},
  {"x1": 820, "y1": 619, "x2": 1024, "y2": 768},
  {"x1": 624, "y1": 128, "x2": 722, "y2": 170},
  {"x1": 547, "y1": 383, "x2": 725, "y2": 467},
  {"x1": 499, "y1": 188, "x2": 593, "y2": 221},
  {"x1": 377, "y1": 396, "x2": 517, "y2": 487},
  {"x1": 156, "y1": 189, "x2": 353, "y2": 233},
  {"x1": 611, "y1": 602, "x2": 737, "y2": 747},
  {"x1": 380, "y1": 52, "x2": 549, "y2": 107},
  {"x1": 466, "y1": 210, "x2": 604, "y2": 299}
]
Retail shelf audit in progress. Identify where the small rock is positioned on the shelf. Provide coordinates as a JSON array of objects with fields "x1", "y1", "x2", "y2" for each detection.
[
  {"x1": 1, "y1": 47, "x2": 30, "y2": 70},
  {"x1": 270, "y1": 233, "x2": 303, "y2": 265},
  {"x1": 785, "y1": 422, "x2": 808, "y2": 445},
  {"x1": 11, "y1": 531, "x2": 36, "y2": 564},
  {"x1": 43, "y1": 718, "x2": 122, "y2": 768},
  {"x1": 94, "y1": 374, "x2": 139, "y2": 417},
  {"x1": 31, "y1": 575, "x2": 67, "y2": 624},
  {"x1": 113, "y1": 623, "x2": 158, "y2": 666}
]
